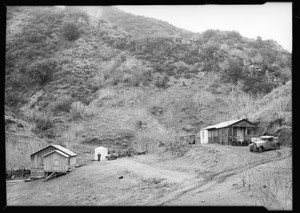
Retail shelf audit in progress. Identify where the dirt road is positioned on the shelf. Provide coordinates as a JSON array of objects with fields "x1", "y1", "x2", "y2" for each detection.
[{"x1": 6, "y1": 144, "x2": 292, "y2": 208}]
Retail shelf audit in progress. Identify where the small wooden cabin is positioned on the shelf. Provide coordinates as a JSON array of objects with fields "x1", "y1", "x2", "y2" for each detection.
[
  {"x1": 198, "y1": 118, "x2": 258, "y2": 145},
  {"x1": 30, "y1": 144, "x2": 77, "y2": 179},
  {"x1": 43, "y1": 150, "x2": 75, "y2": 178}
]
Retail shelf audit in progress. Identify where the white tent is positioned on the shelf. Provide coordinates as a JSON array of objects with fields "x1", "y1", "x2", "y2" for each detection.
[{"x1": 94, "y1": 146, "x2": 108, "y2": 161}]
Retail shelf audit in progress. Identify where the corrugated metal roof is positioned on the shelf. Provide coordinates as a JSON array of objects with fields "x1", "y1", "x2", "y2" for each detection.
[
  {"x1": 30, "y1": 144, "x2": 77, "y2": 157},
  {"x1": 201, "y1": 118, "x2": 246, "y2": 130},
  {"x1": 43, "y1": 150, "x2": 69, "y2": 158}
]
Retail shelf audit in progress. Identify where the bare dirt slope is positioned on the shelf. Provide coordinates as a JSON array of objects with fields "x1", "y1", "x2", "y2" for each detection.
[{"x1": 6, "y1": 144, "x2": 292, "y2": 209}]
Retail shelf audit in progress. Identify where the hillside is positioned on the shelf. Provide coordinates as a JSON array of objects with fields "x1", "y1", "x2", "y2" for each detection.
[{"x1": 5, "y1": 6, "x2": 292, "y2": 170}]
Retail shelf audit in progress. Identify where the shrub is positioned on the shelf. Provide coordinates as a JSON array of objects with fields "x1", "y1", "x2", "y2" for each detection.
[
  {"x1": 173, "y1": 61, "x2": 191, "y2": 76},
  {"x1": 134, "y1": 128, "x2": 175, "y2": 152},
  {"x1": 26, "y1": 58, "x2": 58, "y2": 85},
  {"x1": 222, "y1": 60, "x2": 245, "y2": 84},
  {"x1": 278, "y1": 68, "x2": 291, "y2": 84},
  {"x1": 183, "y1": 73, "x2": 193, "y2": 79},
  {"x1": 155, "y1": 76, "x2": 169, "y2": 89},
  {"x1": 29, "y1": 110, "x2": 53, "y2": 132},
  {"x1": 61, "y1": 21, "x2": 80, "y2": 41},
  {"x1": 50, "y1": 95, "x2": 74, "y2": 114},
  {"x1": 70, "y1": 101, "x2": 86, "y2": 121},
  {"x1": 5, "y1": 90, "x2": 25, "y2": 109}
]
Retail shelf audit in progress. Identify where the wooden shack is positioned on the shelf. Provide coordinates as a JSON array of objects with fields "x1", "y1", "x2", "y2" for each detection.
[
  {"x1": 198, "y1": 118, "x2": 258, "y2": 145},
  {"x1": 30, "y1": 144, "x2": 77, "y2": 179},
  {"x1": 43, "y1": 150, "x2": 76, "y2": 180}
]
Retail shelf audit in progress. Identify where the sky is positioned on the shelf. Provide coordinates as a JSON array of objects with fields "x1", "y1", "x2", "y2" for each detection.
[{"x1": 116, "y1": 3, "x2": 292, "y2": 52}]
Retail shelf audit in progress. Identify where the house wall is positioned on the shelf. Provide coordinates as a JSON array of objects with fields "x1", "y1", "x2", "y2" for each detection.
[
  {"x1": 30, "y1": 146, "x2": 56, "y2": 178},
  {"x1": 43, "y1": 152, "x2": 69, "y2": 173},
  {"x1": 218, "y1": 127, "x2": 229, "y2": 144},
  {"x1": 69, "y1": 156, "x2": 76, "y2": 169}
]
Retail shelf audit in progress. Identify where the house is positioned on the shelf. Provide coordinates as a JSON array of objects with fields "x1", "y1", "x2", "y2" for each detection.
[
  {"x1": 197, "y1": 118, "x2": 258, "y2": 145},
  {"x1": 30, "y1": 144, "x2": 77, "y2": 179},
  {"x1": 43, "y1": 150, "x2": 76, "y2": 179},
  {"x1": 94, "y1": 146, "x2": 108, "y2": 161}
]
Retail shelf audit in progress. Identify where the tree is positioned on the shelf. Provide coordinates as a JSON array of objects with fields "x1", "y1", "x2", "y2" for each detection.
[{"x1": 222, "y1": 60, "x2": 245, "y2": 84}]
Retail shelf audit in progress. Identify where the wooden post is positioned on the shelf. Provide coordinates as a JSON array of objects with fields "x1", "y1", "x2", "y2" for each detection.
[
  {"x1": 44, "y1": 172, "x2": 55, "y2": 181},
  {"x1": 231, "y1": 126, "x2": 233, "y2": 145},
  {"x1": 245, "y1": 126, "x2": 248, "y2": 145}
]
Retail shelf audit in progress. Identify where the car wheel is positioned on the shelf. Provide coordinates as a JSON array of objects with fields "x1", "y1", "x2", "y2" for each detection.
[
  {"x1": 250, "y1": 149, "x2": 253, "y2": 152},
  {"x1": 275, "y1": 143, "x2": 280, "y2": 150},
  {"x1": 258, "y1": 146, "x2": 263, "y2": 153}
]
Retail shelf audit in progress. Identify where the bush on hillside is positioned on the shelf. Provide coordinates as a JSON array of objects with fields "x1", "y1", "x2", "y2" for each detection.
[
  {"x1": 70, "y1": 101, "x2": 86, "y2": 121},
  {"x1": 26, "y1": 110, "x2": 54, "y2": 133},
  {"x1": 50, "y1": 95, "x2": 74, "y2": 114},
  {"x1": 26, "y1": 58, "x2": 58, "y2": 85},
  {"x1": 242, "y1": 76, "x2": 275, "y2": 95},
  {"x1": 134, "y1": 129, "x2": 175, "y2": 152},
  {"x1": 61, "y1": 21, "x2": 81, "y2": 41},
  {"x1": 277, "y1": 68, "x2": 291, "y2": 84},
  {"x1": 221, "y1": 59, "x2": 245, "y2": 84},
  {"x1": 5, "y1": 90, "x2": 26, "y2": 109},
  {"x1": 155, "y1": 76, "x2": 170, "y2": 89}
]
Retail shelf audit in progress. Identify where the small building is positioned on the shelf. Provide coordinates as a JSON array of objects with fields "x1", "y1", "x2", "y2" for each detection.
[
  {"x1": 198, "y1": 128, "x2": 209, "y2": 144},
  {"x1": 197, "y1": 118, "x2": 258, "y2": 145},
  {"x1": 94, "y1": 146, "x2": 108, "y2": 161},
  {"x1": 30, "y1": 144, "x2": 77, "y2": 179},
  {"x1": 43, "y1": 150, "x2": 76, "y2": 174}
]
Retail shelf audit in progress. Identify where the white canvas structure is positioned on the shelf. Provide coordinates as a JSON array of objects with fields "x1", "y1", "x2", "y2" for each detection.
[
  {"x1": 199, "y1": 129, "x2": 209, "y2": 144},
  {"x1": 94, "y1": 146, "x2": 108, "y2": 161}
]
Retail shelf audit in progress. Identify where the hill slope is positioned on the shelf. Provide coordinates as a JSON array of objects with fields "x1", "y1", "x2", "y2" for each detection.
[{"x1": 5, "y1": 6, "x2": 292, "y2": 169}]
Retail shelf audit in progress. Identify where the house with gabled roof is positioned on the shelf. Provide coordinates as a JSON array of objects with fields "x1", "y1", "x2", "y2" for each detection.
[
  {"x1": 196, "y1": 118, "x2": 258, "y2": 145},
  {"x1": 30, "y1": 144, "x2": 77, "y2": 179}
]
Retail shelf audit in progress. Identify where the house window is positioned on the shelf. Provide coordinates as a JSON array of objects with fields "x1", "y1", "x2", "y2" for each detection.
[{"x1": 54, "y1": 159, "x2": 58, "y2": 166}]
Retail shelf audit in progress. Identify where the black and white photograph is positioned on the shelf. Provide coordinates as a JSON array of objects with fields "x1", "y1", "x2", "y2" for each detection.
[{"x1": 5, "y1": 3, "x2": 292, "y2": 209}]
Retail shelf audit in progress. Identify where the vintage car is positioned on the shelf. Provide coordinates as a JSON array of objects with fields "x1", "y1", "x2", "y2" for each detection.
[{"x1": 249, "y1": 136, "x2": 280, "y2": 152}]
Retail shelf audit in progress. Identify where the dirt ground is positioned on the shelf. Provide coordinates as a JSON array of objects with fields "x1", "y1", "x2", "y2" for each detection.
[{"x1": 6, "y1": 144, "x2": 292, "y2": 209}]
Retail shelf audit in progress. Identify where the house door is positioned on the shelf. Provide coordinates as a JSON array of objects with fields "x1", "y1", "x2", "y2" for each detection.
[{"x1": 236, "y1": 128, "x2": 244, "y2": 142}]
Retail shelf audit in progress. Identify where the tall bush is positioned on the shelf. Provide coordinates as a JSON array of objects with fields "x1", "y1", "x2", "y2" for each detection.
[
  {"x1": 26, "y1": 58, "x2": 58, "y2": 85},
  {"x1": 61, "y1": 21, "x2": 81, "y2": 41},
  {"x1": 222, "y1": 60, "x2": 245, "y2": 84},
  {"x1": 70, "y1": 101, "x2": 86, "y2": 121}
]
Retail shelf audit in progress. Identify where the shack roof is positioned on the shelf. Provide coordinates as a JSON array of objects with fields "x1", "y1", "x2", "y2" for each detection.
[
  {"x1": 30, "y1": 144, "x2": 77, "y2": 157},
  {"x1": 201, "y1": 118, "x2": 254, "y2": 130},
  {"x1": 43, "y1": 150, "x2": 69, "y2": 158}
]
